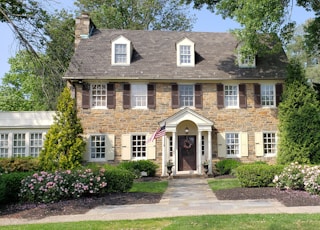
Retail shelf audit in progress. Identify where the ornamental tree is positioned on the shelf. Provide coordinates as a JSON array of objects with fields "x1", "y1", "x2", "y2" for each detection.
[
  {"x1": 39, "y1": 87, "x2": 86, "y2": 171},
  {"x1": 277, "y1": 59, "x2": 320, "y2": 164}
]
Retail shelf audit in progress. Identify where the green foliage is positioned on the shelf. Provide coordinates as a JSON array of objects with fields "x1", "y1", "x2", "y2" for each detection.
[
  {"x1": 0, "y1": 172, "x2": 32, "y2": 204},
  {"x1": 277, "y1": 60, "x2": 320, "y2": 165},
  {"x1": 75, "y1": 0, "x2": 195, "y2": 31},
  {"x1": 129, "y1": 181, "x2": 168, "y2": 193},
  {"x1": 215, "y1": 159, "x2": 242, "y2": 175},
  {"x1": 39, "y1": 87, "x2": 86, "y2": 171},
  {"x1": 0, "y1": 157, "x2": 39, "y2": 173},
  {"x1": 118, "y1": 160, "x2": 159, "y2": 178},
  {"x1": 102, "y1": 167, "x2": 135, "y2": 192},
  {"x1": 236, "y1": 164, "x2": 284, "y2": 187}
]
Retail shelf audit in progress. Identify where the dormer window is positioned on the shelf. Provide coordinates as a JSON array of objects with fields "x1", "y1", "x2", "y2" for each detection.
[
  {"x1": 238, "y1": 50, "x2": 256, "y2": 68},
  {"x1": 176, "y1": 38, "x2": 195, "y2": 67},
  {"x1": 111, "y1": 35, "x2": 132, "y2": 66}
]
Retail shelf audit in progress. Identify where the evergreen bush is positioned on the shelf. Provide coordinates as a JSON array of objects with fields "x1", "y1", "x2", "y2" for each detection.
[
  {"x1": 215, "y1": 159, "x2": 242, "y2": 175},
  {"x1": 118, "y1": 160, "x2": 159, "y2": 177},
  {"x1": 0, "y1": 157, "x2": 39, "y2": 173},
  {"x1": 236, "y1": 164, "x2": 284, "y2": 187}
]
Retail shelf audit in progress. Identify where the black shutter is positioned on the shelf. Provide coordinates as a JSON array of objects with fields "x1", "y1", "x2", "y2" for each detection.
[
  {"x1": 107, "y1": 83, "x2": 116, "y2": 109},
  {"x1": 195, "y1": 84, "x2": 202, "y2": 109},
  {"x1": 254, "y1": 83, "x2": 261, "y2": 108},
  {"x1": 217, "y1": 83, "x2": 224, "y2": 108},
  {"x1": 239, "y1": 84, "x2": 247, "y2": 108},
  {"x1": 123, "y1": 83, "x2": 130, "y2": 109},
  {"x1": 172, "y1": 83, "x2": 179, "y2": 109},
  {"x1": 276, "y1": 83, "x2": 283, "y2": 106},
  {"x1": 82, "y1": 83, "x2": 90, "y2": 109},
  {"x1": 147, "y1": 84, "x2": 156, "y2": 109}
]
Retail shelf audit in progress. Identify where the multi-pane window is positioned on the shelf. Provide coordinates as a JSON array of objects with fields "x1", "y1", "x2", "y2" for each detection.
[
  {"x1": 169, "y1": 136, "x2": 173, "y2": 157},
  {"x1": 263, "y1": 132, "x2": 277, "y2": 155},
  {"x1": 179, "y1": 85, "x2": 194, "y2": 107},
  {"x1": 226, "y1": 133, "x2": 239, "y2": 157},
  {"x1": 132, "y1": 135, "x2": 146, "y2": 159},
  {"x1": 261, "y1": 84, "x2": 275, "y2": 106},
  {"x1": 131, "y1": 84, "x2": 147, "y2": 108},
  {"x1": 224, "y1": 85, "x2": 238, "y2": 107},
  {"x1": 13, "y1": 133, "x2": 26, "y2": 157},
  {"x1": 201, "y1": 135, "x2": 205, "y2": 156},
  {"x1": 0, "y1": 134, "x2": 8, "y2": 158},
  {"x1": 180, "y1": 45, "x2": 191, "y2": 64},
  {"x1": 30, "y1": 133, "x2": 42, "y2": 157},
  {"x1": 115, "y1": 44, "x2": 127, "y2": 63},
  {"x1": 91, "y1": 84, "x2": 107, "y2": 107},
  {"x1": 90, "y1": 135, "x2": 106, "y2": 159}
]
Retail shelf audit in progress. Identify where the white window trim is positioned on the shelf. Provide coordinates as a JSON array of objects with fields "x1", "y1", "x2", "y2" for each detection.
[
  {"x1": 263, "y1": 131, "x2": 278, "y2": 157},
  {"x1": 121, "y1": 133, "x2": 155, "y2": 160},
  {"x1": 238, "y1": 51, "x2": 256, "y2": 68},
  {"x1": 261, "y1": 84, "x2": 276, "y2": 108},
  {"x1": 90, "y1": 83, "x2": 107, "y2": 109},
  {"x1": 179, "y1": 84, "x2": 195, "y2": 108},
  {"x1": 131, "y1": 84, "x2": 148, "y2": 109},
  {"x1": 225, "y1": 132, "x2": 241, "y2": 158},
  {"x1": 176, "y1": 38, "x2": 195, "y2": 67},
  {"x1": 224, "y1": 84, "x2": 239, "y2": 108},
  {"x1": 0, "y1": 130, "x2": 46, "y2": 158},
  {"x1": 111, "y1": 35, "x2": 132, "y2": 66}
]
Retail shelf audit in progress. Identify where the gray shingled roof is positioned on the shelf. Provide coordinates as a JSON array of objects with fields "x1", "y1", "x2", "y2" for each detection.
[{"x1": 64, "y1": 29, "x2": 287, "y2": 81}]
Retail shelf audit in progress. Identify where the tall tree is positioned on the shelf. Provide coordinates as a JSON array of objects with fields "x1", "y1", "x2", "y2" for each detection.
[
  {"x1": 74, "y1": 0, "x2": 195, "y2": 31},
  {"x1": 39, "y1": 87, "x2": 86, "y2": 171},
  {"x1": 277, "y1": 59, "x2": 320, "y2": 164}
]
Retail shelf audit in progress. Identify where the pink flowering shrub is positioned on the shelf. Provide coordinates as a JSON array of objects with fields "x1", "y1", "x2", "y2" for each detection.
[
  {"x1": 19, "y1": 168, "x2": 107, "y2": 203},
  {"x1": 273, "y1": 162, "x2": 307, "y2": 190},
  {"x1": 303, "y1": 165, "x2": 320, "y2": 195}
]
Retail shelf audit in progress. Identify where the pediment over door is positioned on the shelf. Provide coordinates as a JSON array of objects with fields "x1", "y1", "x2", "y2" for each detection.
[{"x1": 160, "y1": 107, "x2": 213, "y2": 132}]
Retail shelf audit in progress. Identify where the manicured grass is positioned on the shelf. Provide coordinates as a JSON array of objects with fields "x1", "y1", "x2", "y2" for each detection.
[
  {"x1": 2, "y1": 214, "x2": 320, "y2": 229},
  {"x1": 208, "y1": 178, "x2": 241, "y2": 191},
  {"x1": 129, "y1": 180, "x2": 168, "y2": 193}
]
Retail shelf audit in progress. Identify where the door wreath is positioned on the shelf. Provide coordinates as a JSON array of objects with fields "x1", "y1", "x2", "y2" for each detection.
[{"x1": 183, "y1": 139, "x2": 192, "y2": 150}]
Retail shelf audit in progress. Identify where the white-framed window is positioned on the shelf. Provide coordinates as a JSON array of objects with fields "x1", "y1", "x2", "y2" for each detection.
[
  {"x1": 115, "y1": 44, "x2": 127, "y2": 63},
  {"x1": 261, "y1": 84, "x2": 275, "y2": 107},
  {"x1": 238, "y1": 52, "x2": 256, "y2": 68},
  {"x1": 224, "y1": 85, "x2": 238, "y2": 107},
  {"x1": 13, "y1": 133, "x2": 26, "y2": 157},
  {"x1": 169, "y1": 136, "x2": 173, "y2": 157},
  {"x1": 201, "y1": 135, "x2": 205, "y2": 156},
  {"x1": 91, "y1": 84, "x2": 107, "y2": 108},
  {"x1": 131, "y1": 84, "x2": 147, "y2": 108},
  {"x1": 180, "y1": 45, "x2": 191, "y2": 64},
  {"x1": 90, "y1": 135, "x2": 106, "y2": 160},
  {"x1": 29, "y1": 133, "x2": 43, "y2": 157},
  {"x1": 111, "y1": 35, "x2": 132, "y2": 65},
  {"x1": 179, "y1": 85, "x2": 194, "y2": 107},
  {"x1": 176, "y1": 38, "x2": 195, "y2": 67},
  {"x1": 0, "y1": 133, "x2": 9, "y2": 158},
  {"x1": 132, "y1": 135, "x2": 146, "y2": 159},
  {"x1": 226, "y1": 133, "x2": 240, "y2": 157},
  {"x1": 263, "y1": 132, "x2": 277, "y2": 156}
]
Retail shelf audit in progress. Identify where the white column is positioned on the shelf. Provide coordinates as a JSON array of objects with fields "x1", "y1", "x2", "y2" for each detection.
[
  {"x1": 172, "y1": 131, "x2": 177, "y2": 175},
  {"x1": 197, "y1": 131, "x2": 202, "y2": 174},
  {"x1": 208, "y1": 130, "x2": 212, "y2": 175},
  {"x1": 161, "y1": 135, "x2": 166, "y2": 176}
]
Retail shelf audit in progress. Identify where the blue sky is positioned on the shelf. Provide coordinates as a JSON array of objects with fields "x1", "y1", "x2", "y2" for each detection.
[{"x1": 0, "y1": 2, "x2": 315, "y2": 82}]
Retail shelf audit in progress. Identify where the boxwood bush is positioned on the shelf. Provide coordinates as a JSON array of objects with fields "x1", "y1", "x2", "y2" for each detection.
[
  {"x1": 236, "y1": 164, "x2": 284, "y2": 187},
  {"x1": 0, "y1": 157, "x2": 39, "y2": 173},
  {"x1": 103, "y1": 167, "x2": 135, "y2": 192},
  {"x1": 0, "y1": 172, "x2": 33, "y2": 204},
  {"x1": 215, "y1": 159, "x2": 242, "y2": 175},
  {"x1": 118, "y1": 160, "x2": 158, "y2": 178}
]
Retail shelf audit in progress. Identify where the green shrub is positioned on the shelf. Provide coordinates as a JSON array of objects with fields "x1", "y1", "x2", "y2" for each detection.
[
  {"x1": 215, "y1": 159, "x2": 242, "y2": 175},
  {"x1": 236, "y1": 164, "x2": 284, "y2": 187},
  {"x1": 118, "y1": 160, "x2": 158, "y2": 177},
  {"x1": 0, "y1": 157, "x2": 39, "y2": 173},
  {"x1": 103, "y1": 167, "x2": 135, "y2": 192},
  {"x1": 0, "y1": 172, "x2": 33, "y2": 204}
]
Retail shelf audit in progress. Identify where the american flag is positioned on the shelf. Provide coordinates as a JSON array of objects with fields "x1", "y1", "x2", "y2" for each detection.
[{"x1": 147, "y1": 124, "x2": 166, "y2": 143}]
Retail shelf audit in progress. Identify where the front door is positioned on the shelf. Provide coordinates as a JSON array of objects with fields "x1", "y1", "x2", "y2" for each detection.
[{"x1": 178, "y1": 136, "x2": 196, "y2": 171}]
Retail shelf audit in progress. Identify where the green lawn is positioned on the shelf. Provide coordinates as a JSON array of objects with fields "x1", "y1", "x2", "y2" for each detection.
[
  {"x1": 207, "y1": 178, "x2": 241, "y2": 191},
  {"x1": 2, "y1": 214, "x2": 320, "y2": 229},
  {"x1": 129, "y1": 180, "x2": 168, "y2": 193}
]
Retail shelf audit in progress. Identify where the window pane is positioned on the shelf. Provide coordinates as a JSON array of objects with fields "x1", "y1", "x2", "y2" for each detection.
[
  {"x1": 115, "y1": 44, "x2": 127, "y2": 63},
  {"x1": 224, "y1": 85, "x2": 238, "y2": 107},
  {"x1": 261, "y1": 85, "x2": 275, "y2": 106},
  {"x1": 91, "y1": 84, "x2": 107, "y2": 107},
  {"x1": 13, "y1": 133, "x2": 26, "y2": 157},
  {"x1": 180, "y1": 45, "x2": 191, "y2": 64},
  {"x1": 90, "y1": 135, "x2": 106, "y2": 159},
  {"x1": 131, "y1": 84, "x2": 147, "y2": 108},
  {"x1": 132, "y1": 135, "x2": 146, "y2": 159},
  {"x1": 179, "y1": 85, "x2": 194, "y2": 107},
  {"x1": 0, "y1": 133, "x2": 9, "y2": 158},
  {"x1": 226, "y1": 133, "x2": 239, "y2": 156},
  {"x1": 263, "y1": 132, "x2": 277, "y2": 155},
  {"x1": 30, "y1": 133, "x2": 42, "y2": 157}
]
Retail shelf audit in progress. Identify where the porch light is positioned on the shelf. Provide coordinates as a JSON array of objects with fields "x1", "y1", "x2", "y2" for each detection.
[{"x1": 185, "y1": 127, "x2": 189, "y2": 134}]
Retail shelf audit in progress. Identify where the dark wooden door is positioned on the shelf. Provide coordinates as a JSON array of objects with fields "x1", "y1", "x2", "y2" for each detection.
[{"x1": 178, "y1": 136, "x2": 196, "y2": 171}]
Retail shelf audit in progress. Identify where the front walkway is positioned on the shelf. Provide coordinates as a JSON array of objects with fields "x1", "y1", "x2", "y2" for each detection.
[{"x1": 1, "y1": 178, "x2": 320, "y2": 226}]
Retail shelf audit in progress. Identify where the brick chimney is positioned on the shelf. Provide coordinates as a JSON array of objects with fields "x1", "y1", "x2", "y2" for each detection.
[{"x1": 75, "y1": 12, "x2": 96, "y2": 49}]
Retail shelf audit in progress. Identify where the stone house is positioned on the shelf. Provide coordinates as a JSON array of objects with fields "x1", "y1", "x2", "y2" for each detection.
[{"x1": 64, "y1": 13, "x2": 287, "y2": 176}]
